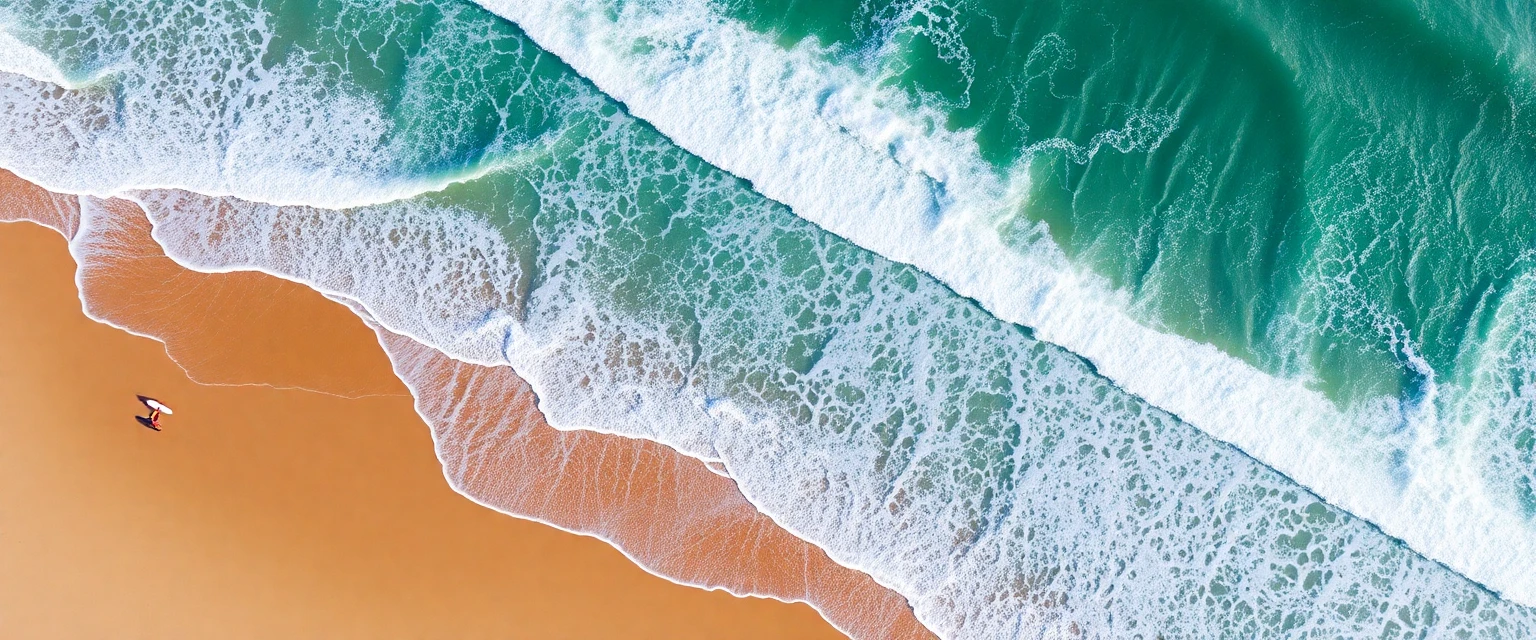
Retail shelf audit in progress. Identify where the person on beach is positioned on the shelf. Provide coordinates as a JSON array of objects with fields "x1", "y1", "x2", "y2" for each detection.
[{"x1": 136, "y1": 395, "x2": 173, "y2": 431}]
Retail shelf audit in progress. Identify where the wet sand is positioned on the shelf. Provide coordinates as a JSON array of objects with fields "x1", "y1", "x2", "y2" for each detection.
[
  {"x1": 372, "y1": 311, "x2": 933, "y2": 640},
  {"x1": 0, "y1": 219, "x2": 852, "y2": 638}
]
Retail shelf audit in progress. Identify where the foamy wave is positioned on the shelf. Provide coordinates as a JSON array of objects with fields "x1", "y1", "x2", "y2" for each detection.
[
  {"x1": 0, "y1": 1, "x2": 560, "y2": 207},
  {"x1": 479, "y1": 0, "x2": 1536, "y2": 604},
  {"x1": 0, "y1": 30, "x2": 72, "y2": 88},
  {"x1": 132, "y1": 170, "x2": 1536, "y2": 636}
]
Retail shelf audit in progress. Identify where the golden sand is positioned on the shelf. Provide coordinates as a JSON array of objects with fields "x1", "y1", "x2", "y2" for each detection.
[{"x1": 0, "y1": 169, "x2": 933, "y2": 638}]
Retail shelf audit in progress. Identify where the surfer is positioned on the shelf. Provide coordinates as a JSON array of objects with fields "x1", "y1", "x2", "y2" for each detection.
[{"x1": 136, "y1": 395, "x2": 173, "y2": 431}]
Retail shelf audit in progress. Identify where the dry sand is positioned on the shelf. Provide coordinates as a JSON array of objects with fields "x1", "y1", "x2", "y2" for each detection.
[{"x1": 0, "y1": 219, "x2": 852, "y2": 639}]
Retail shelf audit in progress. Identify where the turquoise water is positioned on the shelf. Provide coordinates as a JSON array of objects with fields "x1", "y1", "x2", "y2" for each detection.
[
  {"x1": 475, "y1": 0, "x2": 1536, "y2": 605},
  {"x1": 719, "y1": 0, "x2": 1536, "y2": 394},
  {"x1": 715, "y1": 0, "x2": 1536, "y2": 411},
  {"x1": 3, "y1": 0, "x2": 1536, "y2": 636}
]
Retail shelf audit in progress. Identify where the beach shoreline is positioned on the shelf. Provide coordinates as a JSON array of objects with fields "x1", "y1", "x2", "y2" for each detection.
[{"x1": 0, "y1": 212, "x2": 869, "y2": 638}]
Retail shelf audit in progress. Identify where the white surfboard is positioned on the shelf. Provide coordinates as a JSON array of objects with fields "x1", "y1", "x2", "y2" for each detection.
[{"x1": 143, "y1": 399, "x2": 173, "y2": 415}]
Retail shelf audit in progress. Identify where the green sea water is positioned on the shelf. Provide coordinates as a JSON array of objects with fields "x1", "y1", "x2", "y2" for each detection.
[
  {"x1": 717, "y1": 0, "x2": 1536, "y2": 412},
  {"x1": 4, "y1": 0, "x2": 1536, "y2": 636},
  {"x1": 1, "y1": 0, "x2": 573, "y2": 192}
]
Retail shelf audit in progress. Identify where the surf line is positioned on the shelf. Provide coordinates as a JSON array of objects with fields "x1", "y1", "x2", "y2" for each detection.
[{"x1": 481, "y1": 0, "x2": 1536, "y2": 605}]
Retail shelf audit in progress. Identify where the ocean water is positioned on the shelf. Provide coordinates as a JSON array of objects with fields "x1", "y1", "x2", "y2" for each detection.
[
  {"x1": 488, "y1": 0, "x2": 1536, "y2": 602},
  {"x1": 2, "y1": 0, "x2": 1535, "y2": 637}
]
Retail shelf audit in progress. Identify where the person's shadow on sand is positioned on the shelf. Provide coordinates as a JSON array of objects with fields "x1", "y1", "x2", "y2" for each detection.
[{"x1": 135, "y1": 395, "x2": 168, "y2": 431}]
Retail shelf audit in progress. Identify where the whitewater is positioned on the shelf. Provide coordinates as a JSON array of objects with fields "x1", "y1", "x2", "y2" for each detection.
[
  {"x1": 2, "y1": 0, "x2": 1535, "y2": 636},
  {"x1": 482, "y1": 0, "x2": 1536, "y2": 608}
]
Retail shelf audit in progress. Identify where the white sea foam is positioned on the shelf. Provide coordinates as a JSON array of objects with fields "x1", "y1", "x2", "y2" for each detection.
[
  {"x1": 0, "y1": 5, "x2": 528, "y2": 210},
  {"x1": 131, "y1": 178, "x2": 1536, "y2": 637},
  {"x1": 478, "y1": 0, "x2": 1536, "y2": 604},
  {"x1": 0, "y1": 30, "x2": 72, "y2": 88}
]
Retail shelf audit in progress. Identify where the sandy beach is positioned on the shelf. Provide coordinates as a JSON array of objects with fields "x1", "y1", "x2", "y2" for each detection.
[{"x1": 0, "y1": 218, "x2": 857, "y2": 638}]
